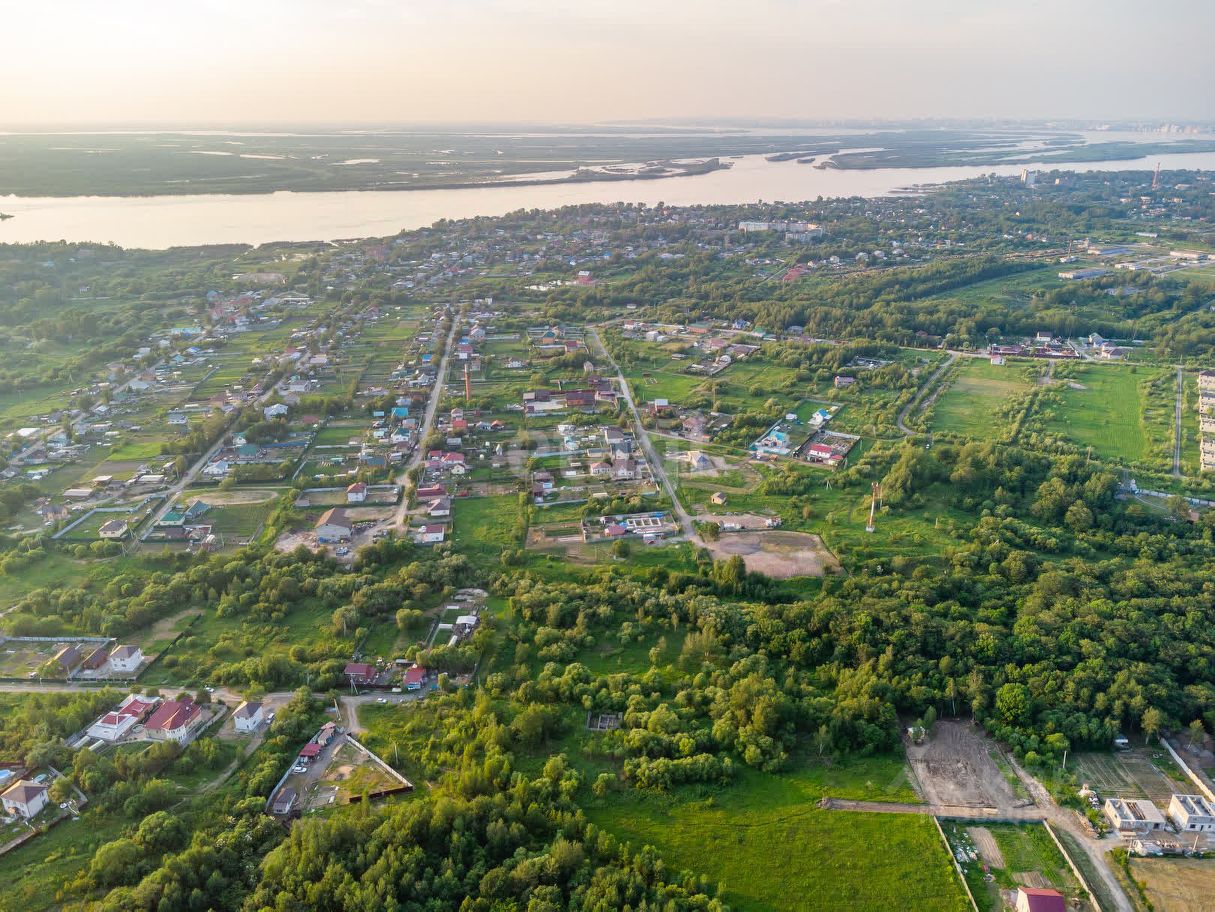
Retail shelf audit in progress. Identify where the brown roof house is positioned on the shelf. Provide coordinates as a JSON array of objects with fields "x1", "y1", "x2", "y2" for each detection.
[{"x1": 1, "y1": 779, "x2": 49, "y2": 819}]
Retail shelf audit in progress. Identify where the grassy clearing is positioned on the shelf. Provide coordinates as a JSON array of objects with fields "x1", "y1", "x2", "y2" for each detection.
[
  {"x1": 1036, "y1": 363, "x2": 1154, "y2": 462},
  {"x1": 932, "y1": 358, "x2": 1034, "y2": 438},
  {"x1": 588, "y1": 760, "x2": 965, "y2": 912},
  {"x1": 452, "y1": 495, "x2": 524, "y2": 557}
]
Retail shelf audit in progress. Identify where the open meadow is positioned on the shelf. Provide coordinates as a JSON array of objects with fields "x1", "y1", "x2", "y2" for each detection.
[{"x1": 588, "y1": 760, "x2": 968, "y2": 912}]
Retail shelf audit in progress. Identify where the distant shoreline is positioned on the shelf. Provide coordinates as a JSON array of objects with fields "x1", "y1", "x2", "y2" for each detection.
[{"x1": 0, "y1": 158, "x2": 731, "y2": 199}]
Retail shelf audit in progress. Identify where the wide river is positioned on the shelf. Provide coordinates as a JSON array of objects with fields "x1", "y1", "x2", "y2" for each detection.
[{"x1": 4, "y1": 148, "x2": 1215, "y2": 249}]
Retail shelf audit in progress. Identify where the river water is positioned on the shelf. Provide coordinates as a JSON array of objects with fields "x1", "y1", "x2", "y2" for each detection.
[{"x1": 3, "y1": 147, "x2": 1215, "y2": 249}]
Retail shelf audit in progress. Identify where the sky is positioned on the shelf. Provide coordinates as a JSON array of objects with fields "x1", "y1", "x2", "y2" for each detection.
[{"x1": 2, "y1": 0, "x2": 1213, "y2": 126}]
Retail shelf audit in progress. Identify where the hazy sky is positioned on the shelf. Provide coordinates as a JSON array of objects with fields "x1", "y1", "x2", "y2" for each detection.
[{"x1": 3, "y1": 0, "x2": 1212, "y2": 126}]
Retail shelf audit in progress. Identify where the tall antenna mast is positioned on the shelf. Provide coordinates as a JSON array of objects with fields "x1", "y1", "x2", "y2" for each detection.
[
  {"x1": 1152, "y1": 162, "x2": 1161, "y2": 191},
  {"x1": 866, "y1": 482, "x2": 879, "y2": 533}
]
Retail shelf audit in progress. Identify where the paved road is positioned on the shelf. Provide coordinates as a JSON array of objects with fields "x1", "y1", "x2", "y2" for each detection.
[
  {"x1": 1173, "y1": 365, "x2": 1184, "y2": 478},
  {"x1": 389, "y1": 304, "x2": 463, "y2": 531},
  {"x1": 589, "y1": 328, "x2": 697, "y2": 542},
  {"x1": 896, "y1": 351, "x2": 957, "y2": 437}
]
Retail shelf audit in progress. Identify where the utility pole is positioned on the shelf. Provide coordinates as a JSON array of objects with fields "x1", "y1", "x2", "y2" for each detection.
[{"x1": 866, "y1": 482, "x2": 879, "y2": 533}]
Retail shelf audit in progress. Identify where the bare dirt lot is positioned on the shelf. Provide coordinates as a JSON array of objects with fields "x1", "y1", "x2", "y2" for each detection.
[
  {"x1": 1129, "y1": 858, "x2": 1215, "y2": 912},
  {"x1": 702, "y1": 530, "x2": 842, "y2": 578},
  {"x1": 906, "y1": 721, "x2": 1034, "y2": 813},
  {"x1": 968, "y1": 826, "x2": 1005, "y2": 868}
]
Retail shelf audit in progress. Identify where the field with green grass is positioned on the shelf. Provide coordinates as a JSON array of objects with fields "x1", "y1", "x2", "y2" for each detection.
[
  {"x1": 588, "y1": 761, "x2": 967, "y2": 912},
  {"x1": 452, "y1": 495, "x2": 524, "y2": 557},
  {"x1": 931, "y1": 358, "x2": 1036, "y2": 438},
  {"x1": 1034, "y1": 363, "x2": 1160, "y2": 463}
]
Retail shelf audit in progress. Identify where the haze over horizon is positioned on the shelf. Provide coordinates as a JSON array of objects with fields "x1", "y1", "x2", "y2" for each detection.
[{"x1": 4, "y1": 0, "x2": 1213, "y2": 127}]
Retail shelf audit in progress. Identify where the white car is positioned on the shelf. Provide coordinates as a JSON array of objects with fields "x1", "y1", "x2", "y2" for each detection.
[
  {"x1": 376, "y1": 697, "x2": 387, "y2": 703},
  {"x1": 292, "y1": 766, "x2": 307, "y2": 774}
]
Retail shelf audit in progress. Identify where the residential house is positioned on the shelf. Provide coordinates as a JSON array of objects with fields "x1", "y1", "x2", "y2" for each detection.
[
  {"x1": 87, "y1": 694, "x2": 158, "y2": 741},
  {"x1": 346, "y1": 482, "x2": 367, "y2": 503},
  {"x1": 710, "y1": 492, "x2": 728, "y2": 506},
  {"x1": 98, "y1": 519, "x2": 129, "y2": 540},
  {"x1": 107, "y1": 644, "x2": 144, "y2": 674},
  {"x1": 52, "y1": 645, "x2": 82, "y2": 675},
  {"x1": 1167, "y1": 793, "x2": 1215, "y2": 832},
  {"x1": 144, "y1": 698, "x2": 204, "y2": 743},
  {"x1": 1, "y1": 780, "x2": 49, "y2": 820},
  {"x1": 344, "y1": 662, "x2": 377, "y2": 687},
  {"x1": 416, "y1": 524, "x2": 447, "y2": 545},
  {"x1": 263, "y1": 403, "x2": 289, "y2": 420},
  {"x1": 403, "y1": 665, "x2": 427, "y2": 691},
  {"x1": 1104, "y1": 797, "x2": 1167, "y2": 834},
  {"x1": 1014, "y1": 889, "x2": 1066, "y2": 912},
  {"x1": 233, "y1": 701, "x2": 265, "y2": 733},
  {"x1": 426, "y1": 496, "x2": 452, "y2": 518},
  {"x1": 271, "y1": 786, "x2": 298, "y2": 815}
]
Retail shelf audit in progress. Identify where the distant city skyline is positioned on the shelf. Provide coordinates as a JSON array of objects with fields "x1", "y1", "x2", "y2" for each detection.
[{"x1": 3, "y1": 0, "x2": 1213, "y2": 125}]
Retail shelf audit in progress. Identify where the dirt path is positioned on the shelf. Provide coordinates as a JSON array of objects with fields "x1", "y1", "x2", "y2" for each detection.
[
  {"x1": 1006, "y1": 754, "x2": 1134, "y2": 912},
  {"x1": 820, "y1": 798, "x2": 1042, "y2": 820},
  {"x1": 386, "y1": 304, "x2": 463, "y2": 532},
  {"x1": 1173, "y1": 365, "x2": 1184, "y2": 478},
  {"x1": 590, "y1": 327, "x2": 697, "y2": 542},
  {"x1": 897, "y1": 351, "x2": 957, "y2": 436}
]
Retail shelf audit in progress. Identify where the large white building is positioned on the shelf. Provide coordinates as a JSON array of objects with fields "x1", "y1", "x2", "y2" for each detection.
[
  {"x1": 1104, "y1": 797, "x2": 1167, "y2": 834},
  {"x1": 1168, "y1": 793, "x2": 1215, "y2": 832}
]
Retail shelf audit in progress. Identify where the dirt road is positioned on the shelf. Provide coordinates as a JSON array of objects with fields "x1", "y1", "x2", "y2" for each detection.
[
  {"x1": 896, "y1": 351, "x2": 957, "y2": 436},
  {"x1": 589, "y1": 327, "x2": 697, "y2": 542},
  {"x1": 388, "y1": 304, "x2": 463, "y2": 531}
]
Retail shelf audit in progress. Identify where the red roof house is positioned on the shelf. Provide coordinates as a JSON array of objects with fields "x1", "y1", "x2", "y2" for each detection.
[
  {"x1": 1015, "y1": 888, "x2": 1067, "y2": 912},
  {"x1": 144, "y1": 698, "x2": 202, "y2": 742}
]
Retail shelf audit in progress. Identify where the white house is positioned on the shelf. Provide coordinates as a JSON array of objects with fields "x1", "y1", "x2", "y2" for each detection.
[
  {"x1": 346, "y1": 482, "x2": 367, "y2": 504},
  {"x1": 233, "y1": 701, "x2": 265, "y2": 733},
  {"x1": 263, "y1": 403, "x2": 289, "y2": 420},
  {"x1": 87, "y1": 694, "x2": 159, "y2": 741},
  {"x1": 416, "y1": 523, "x2": 447, "y2": 544},
  {"x1": 107, "y1": 644, "x2": 144, "y2": 674},
  {"x1": 202, "y1": 460, "x2": 230, "y2": 480},
  {"x1": 1, "y1": 780, "x2": 49, "y2": 820},
  {"x1": 98, "y1": 519, "x2": 129, "y2": 540},
  {"x1": 1168, "y1": 793, "x2": 1215, "y2": 832},
  {"x1": 1104, "y1": 797, "x2": 1167, "y2": 834}
]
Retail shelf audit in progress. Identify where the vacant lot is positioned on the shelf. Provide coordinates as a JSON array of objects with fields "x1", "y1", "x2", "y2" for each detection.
[
  {"x1": 1037, "y1": 364, "x2": 1154, "y2": 462},
  {"x1": 588, "y1": 760, "x2": 969, "y2": 912},
  {"x1": 906, "y1": 721, "x2": 1033, "y2": 813},
  {"x1": 932, "y1": 358, "x2": 1033, "y2": 438},
  {"x1": 1129, "y1": 857, "x2": 1215, "y2": 912},
  {"x1": 702, "y1": 530, "x2": 841, "y2": 578}
]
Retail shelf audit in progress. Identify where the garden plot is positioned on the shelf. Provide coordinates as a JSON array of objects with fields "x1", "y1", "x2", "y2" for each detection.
[{"x1": 1069, "y1": 748, "x2": 1188, "y2": 805}]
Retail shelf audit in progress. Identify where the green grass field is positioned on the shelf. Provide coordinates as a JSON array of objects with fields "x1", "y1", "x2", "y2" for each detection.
[
  {"x1": 932, "y1": 358, "x2": 1034, "y2": 438},
  {"x1": 588, "y1": 761, "x2": 966, "y2": 912},
  {"x1": 1036, "y1": 363, "x2": 1153, "y2": 462},
  {"x1": 452, "y1": 495, "x2": 524, "y2": 557}
]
